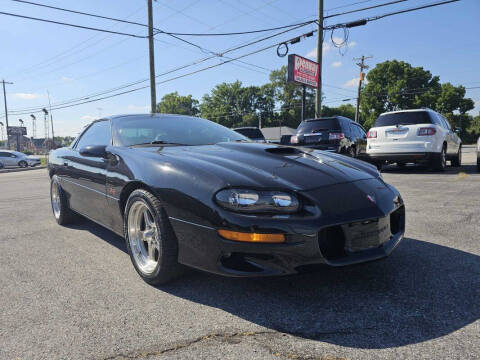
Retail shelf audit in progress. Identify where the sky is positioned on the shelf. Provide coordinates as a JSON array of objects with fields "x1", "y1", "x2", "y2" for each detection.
[{"x1": 0, "y1": 0, "x2": 479, "y2": 137}]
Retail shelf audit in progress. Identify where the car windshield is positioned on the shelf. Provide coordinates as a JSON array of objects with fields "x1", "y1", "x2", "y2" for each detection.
[
  {"x1": 296, "y1": 118, "x2": 341, "y2": 135},
  {"x1": 374, "y1": 111, "x2": 433, "y2": 127},
  {"x1": 112, "y1": 115, "x2": 248, "y2": 147},
  {"x1": 234, "y1": 128, "x2": 265, "y2": 140}
]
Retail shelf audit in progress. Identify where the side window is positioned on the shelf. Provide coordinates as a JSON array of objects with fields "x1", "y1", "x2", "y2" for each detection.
[
  {"x1": 0, "y1": 152, "x2": 7, "y2": 157},
  {"x1": 430, "y1": 112, "x2": 442, "y2": 126},
  {"x1": 442, "y1": 116, "x2": 452, "y2": 130},
  {"x1": 75, "y1": 121, "x2": 111, "y2": 149},
  {"x1": 357, "y1": 125, "x2": 366, "y2": 138}
]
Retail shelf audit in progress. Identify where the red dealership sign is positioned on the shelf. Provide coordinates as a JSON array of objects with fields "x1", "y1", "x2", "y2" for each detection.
[{"x1": 287, "y1": 54, "x2": 319, "y2": 88}]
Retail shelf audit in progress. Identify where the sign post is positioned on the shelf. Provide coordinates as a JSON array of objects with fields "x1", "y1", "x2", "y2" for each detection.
[
  {"x1": 7, "y1": 126, "x2": 27, "y2": 152},
  {"x1": 287, "y1": 54, "x2": 320, "y2": 121}
]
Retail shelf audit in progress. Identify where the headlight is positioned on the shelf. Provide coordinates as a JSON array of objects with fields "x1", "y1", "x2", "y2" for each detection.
[{"x1": 215, "y1": 188, "x2": 300, "y2": 214}]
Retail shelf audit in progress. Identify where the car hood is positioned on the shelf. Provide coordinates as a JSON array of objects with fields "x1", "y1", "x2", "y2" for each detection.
[{"x1": 134, "y1": 142, "x2": 380, "y2": 191}]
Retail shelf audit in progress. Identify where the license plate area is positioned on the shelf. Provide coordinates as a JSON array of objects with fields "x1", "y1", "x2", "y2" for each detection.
[
  {"x1": 304, "y1": 134, "x2": 322, "y2": 143},
  {"x1": 342, "y1": 216, "x2": 391, "y2": 252},
  {"x1": 385, "y1": 128, "x2": 409, "y2": 138}
]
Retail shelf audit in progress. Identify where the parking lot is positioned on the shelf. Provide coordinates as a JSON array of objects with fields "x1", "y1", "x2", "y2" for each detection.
[{"x1": 0, "y1": 146, "x2": 478, "y2": 360}]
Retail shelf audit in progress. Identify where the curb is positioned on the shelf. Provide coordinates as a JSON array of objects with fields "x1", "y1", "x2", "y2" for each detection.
[{"x1": 0, "y1": 166, "x2": 47, "y2": 174}]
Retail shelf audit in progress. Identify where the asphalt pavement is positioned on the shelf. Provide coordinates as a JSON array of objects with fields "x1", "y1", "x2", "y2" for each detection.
[{"x1": 0, "y1": 146, "x2": 478, "y2": 360}]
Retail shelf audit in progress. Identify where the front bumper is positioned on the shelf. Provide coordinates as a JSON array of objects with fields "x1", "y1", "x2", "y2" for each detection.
[{"x1": 170, "y1": 179, "x2": 406, "y2": 277}]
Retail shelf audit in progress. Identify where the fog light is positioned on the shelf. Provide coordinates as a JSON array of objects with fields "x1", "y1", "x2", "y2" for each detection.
[{"x1": 218, "y1": 230, "x2": 285, "y2": 243}]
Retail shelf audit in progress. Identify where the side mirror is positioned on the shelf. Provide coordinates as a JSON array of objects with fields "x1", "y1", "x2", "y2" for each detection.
[
  {"x1": 79, "y1": 145, "x2": 107, "y2": 158},
  {"x1": 454, "y1": 127, "x2": 461, "y2": 134}
]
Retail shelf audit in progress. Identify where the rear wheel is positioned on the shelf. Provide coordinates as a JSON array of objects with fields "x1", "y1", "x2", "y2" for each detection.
[
  {"x1": 431, "y1": 145, "x2": 446, "y2": 171},
  {"x1": 477, "y1": 153, "x2": 480, "y2": 172},
  {"x1": 347, "y1": 146, "x2": 356, "y2": 158},
  {"x1": 18, "y1": 160, "x2": 28, "y2": 168},
  {"x1": 50, "y1": 176, "x2": 77, "y2": 225},
  {"x1": 124, "y1": 189, "x2": 184, "y2": 285},
  {"x1": 451, "y1": 146, "x2": 462, "y2": 167}
]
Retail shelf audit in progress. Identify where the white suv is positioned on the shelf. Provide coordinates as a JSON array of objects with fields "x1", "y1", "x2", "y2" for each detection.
[{"x1": 366, "y1": 109, "x2": 462, "y2": 171}]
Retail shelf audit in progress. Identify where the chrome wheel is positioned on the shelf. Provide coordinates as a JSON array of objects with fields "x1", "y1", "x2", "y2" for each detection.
[
  {"x1": 127, "y1": 201, "x2": 160, "y2": 275},
  {"x1": 51, "y1": 181, "x2": 61, "y2": 219}
]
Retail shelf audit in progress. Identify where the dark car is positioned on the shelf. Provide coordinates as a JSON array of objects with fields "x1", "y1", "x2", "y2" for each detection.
[
  {"x1": 290, "y1": 116, "x2": 367, "y2": 158},
  {"x1": 48, "y1": 114, "x2": 405, "y2": 284},
  {"x1": 232, "y1": 127, "x2": 266, "y2": 142}
]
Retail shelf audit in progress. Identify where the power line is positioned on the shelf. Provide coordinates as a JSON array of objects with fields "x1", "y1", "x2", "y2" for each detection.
[
  {"x1": 0, "y1": 11, "x2": 147, "y2": 38},
  {"x1": 322, "y1": 0, "x2": 461, "y2": 30},
  {"x1": 11, "y1": 0, "x2": 315, "y2": 37},
  {"x1": 325, "y1": 0, "x2": 410, "y2": 19}
]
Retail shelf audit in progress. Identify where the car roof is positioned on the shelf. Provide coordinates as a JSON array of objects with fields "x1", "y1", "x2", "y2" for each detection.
[
  {"x1": 233, "y1": 127, "x2": 259, "y2": 130},
  {"x1": 303, "y1": 116, "x2": 352, "y2": 122},
  {"x1": 104, "y1": 113, "x2": 198, "y2": 121},
  {"x1": 380, "y1": 108, "x2": 434, "y2": 116}
]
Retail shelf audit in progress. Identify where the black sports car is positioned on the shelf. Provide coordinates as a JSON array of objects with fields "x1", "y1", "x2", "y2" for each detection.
[{"x1": 48, "y1": 114, "x2": 405, "y2": 284}]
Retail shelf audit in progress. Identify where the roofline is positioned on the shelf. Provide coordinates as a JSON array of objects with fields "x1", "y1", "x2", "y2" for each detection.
[{"x1": 380, "y1": 108, "x2": 433, "y2": 115}]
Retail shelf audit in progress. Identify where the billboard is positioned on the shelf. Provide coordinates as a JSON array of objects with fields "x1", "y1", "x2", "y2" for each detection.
[
  {"x1": 287, "y1": 54, "x2": 319, "y2": 88},
  {"x1": 7, "y1": 126, "x2": 27, "y2": 136}
]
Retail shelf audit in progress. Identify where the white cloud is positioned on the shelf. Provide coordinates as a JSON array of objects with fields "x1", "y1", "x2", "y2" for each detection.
[
  {"x1": 13, "y1": 93, "x2": 43, "y2": 100},
  {"x1": 348, "y1": 41, "x2": 357, "y2": 48},
  {"x1": 61, "y1": 76, "x2": 74, "y2": 82},
  {"x1": 306, "y1": 42, "x2": 331, "y2": 58},
  {"x1": 343, "y1": 77, "x2": 360, "y2": 88},
  {"x1": 332, "y1": 61, "x2": 342, "y2": 68},
  {"x1": 80, "y1": 115, "x2": 96, "y2": 121}
]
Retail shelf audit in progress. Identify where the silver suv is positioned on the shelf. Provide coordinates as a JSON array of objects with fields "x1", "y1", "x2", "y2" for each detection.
[{"x1": 0, "y1": 150, "x2": 41, "y2": 168}]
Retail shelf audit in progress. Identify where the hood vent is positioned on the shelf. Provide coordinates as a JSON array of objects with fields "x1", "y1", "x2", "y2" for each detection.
[{"x1": 265, "y1": 147, "x2": 302, "y2": 155}]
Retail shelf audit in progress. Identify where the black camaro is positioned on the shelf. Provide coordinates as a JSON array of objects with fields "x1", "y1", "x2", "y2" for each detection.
[{"x1": 48, "y1": 114, "x2": 405, "y2": 284}]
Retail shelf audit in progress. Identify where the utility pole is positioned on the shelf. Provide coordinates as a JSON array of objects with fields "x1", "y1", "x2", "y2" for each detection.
[
  {"x1": 47, "y1": 91, "x2": 55, "y2": 148},
  {"x1": 1, "y1": 80, "x2": 13, "y2": 149},
  {"x1": 30, "y1": 114, "x2": 36, "y2": 138},
  {"x1": 147, "y1": 0, "x2": 157, "y2": 113},
  {"x1": 353, "y1": 55, "x2": 372, "y2": 123},
  {"x1": 315, "y1": 0, "x2": 323, "y2": 118}
]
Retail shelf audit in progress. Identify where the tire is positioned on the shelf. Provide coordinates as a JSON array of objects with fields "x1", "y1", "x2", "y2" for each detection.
[
  {"x1": 18, "y1": 160, "x2": 28, "y2": 168},
  {"x1": 50, "y1": 175, "x2": 77, "y2": 225},
  {"x1": 347, "y1": 146, "x2": 356, "y2": 158},
  {"x1": 451, "y1": 146, "x2": 462, "y2": 167},
  {"x1": 477, "y1": 154, "x2": 480, "y2": 172},
  {"x1": 124, "y1": 189, "x2": 183, "y2": 285},
  {"x1": 431, "y1": 145, "x2": 447, "y2": 171}
]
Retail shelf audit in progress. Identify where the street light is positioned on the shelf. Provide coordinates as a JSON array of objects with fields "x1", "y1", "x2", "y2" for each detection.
[
  {"x1": 30, "y1": 114, "x2": 36, "y2": 139},
  {"x1": 19, "y1": 119, "x2": 24, "y2": 126},
  {"x1": 0, "y1": 121, "x2": 4, "y2": 146}
]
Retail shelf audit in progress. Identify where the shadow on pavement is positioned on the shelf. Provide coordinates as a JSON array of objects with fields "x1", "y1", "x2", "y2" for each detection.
[
  {"x1": 72, "y1": 220, "x2": 480, "y2": 349},
  {"x1": 381, "y1": 163, "x2": 477, "y2": 175}
]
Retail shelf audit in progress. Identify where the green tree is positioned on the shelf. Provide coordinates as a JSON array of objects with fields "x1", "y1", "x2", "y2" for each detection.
[
  {"x1": 156, "y1": 91, "x2": 199, "y2": 115},
  {"x1": 200, "y1": 81, "x2": 275, "y2": 128},
  {"x1": 360, "y1": 60, "x2": 441, "y2": 129},
  {"x1": 268, "y1": 66, "x2": 315, "y2": 128},
  {"x1": 321, "y1": 104, "x2": 356, "y2": 120}
]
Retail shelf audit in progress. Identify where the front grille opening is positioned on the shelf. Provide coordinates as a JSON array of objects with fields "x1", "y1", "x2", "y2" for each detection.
[
  {"x1": 390, "y1": 206, "x2": 405, "y2": 235},
  {"x1": 220, "y1": 253, "x2": 272, "y2": 273},
  {"x1": 265, "y1": 147, "x2": 301, "y2": 155},
  {"x1": 318, "y1": 225, "x2": 346, "y2": 260}
]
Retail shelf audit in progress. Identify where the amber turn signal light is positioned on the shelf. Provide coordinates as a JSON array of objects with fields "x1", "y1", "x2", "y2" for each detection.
[{"x1": 217, "y1": 229, "x2": 285, "y2": 243}]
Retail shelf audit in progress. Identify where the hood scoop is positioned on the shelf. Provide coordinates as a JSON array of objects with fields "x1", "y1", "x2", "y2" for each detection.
[{"x1": 265, "y1": 147, "x2": 302, "y2": 155}]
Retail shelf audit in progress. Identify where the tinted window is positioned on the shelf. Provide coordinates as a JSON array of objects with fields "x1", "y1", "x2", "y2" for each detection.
[
  {"x1": 357, "y1": 125, "x2": 366, "y2": 138},
  {"x1": 234, "y1": 128, "x2": 265, "y2": 140},
  {"x1": 0, "y1": 152, "x2": 8, "y2": 157},
  {"x1": 296, "y1": 118, "x2": 341, "y2": 135},
  {"x1": 442, "y1": 116, "x2": 452, "y2": 130},
  {"x1": 75, "y1": 121, "x2": 111, "y2": 149},
  {"x1": 374, "y1": 111, "x2": 433, "y2": 127},
  {"x1": 112, "y1": 115, "x2": 247, "y2": 147}
]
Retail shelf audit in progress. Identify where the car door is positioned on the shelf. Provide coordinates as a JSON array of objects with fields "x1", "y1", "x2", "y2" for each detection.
[
  {"x1": 4, "y1": 152, "x2": 17, "y2": 166},
  {"x1": 355, "y1": 124, "x2": 368, "y2": 157},
  {"x1": 62, "y1": 120, "x2": 112, "y2": 227},
  {"x1": 0, "y1": 152, "x2": 10, "y2": 166},
  {"x1": 441, "y1": 115, "x2": 460, "y2": 154}
]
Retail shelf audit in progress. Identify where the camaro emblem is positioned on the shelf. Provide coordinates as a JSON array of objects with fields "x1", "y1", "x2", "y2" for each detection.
[{"x1": 366, "y1": 194, "x2": 376, "y2": 204}]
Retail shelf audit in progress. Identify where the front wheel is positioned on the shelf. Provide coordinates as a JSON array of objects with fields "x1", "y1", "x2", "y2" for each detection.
[
  {"x1": 451, "y1": 146, "x2": 462, "y2": 167},
  {"x1": 124, "y1": 189, "x2": 184, "y2": 285},
  {"x1": 18, "y1": 160, "x2": 28, "y2": 168},
  {"x1": 50, "y1": 176, "x2": 77, "y2": 225}
]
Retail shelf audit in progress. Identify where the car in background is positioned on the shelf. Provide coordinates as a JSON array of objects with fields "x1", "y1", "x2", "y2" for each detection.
[
  {"x1": 477, "y1": 136, "x2": 480, "y2": 171},
  {"x1": 366, "y1": 109, "x2": 461, "y2": 171},
  {"x1": 0, "y1": 150, "x2": 41, "y2": 168},
  {"x1": 232, "y1": 127, "x2": 266, "y2": 142},
  {"x1": 0, "y1": 160, "x2": 3, "y2": 169},
  {"x1": 290, "y1": 116, "x2": 367, "y2": 158}
]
